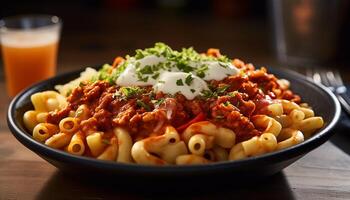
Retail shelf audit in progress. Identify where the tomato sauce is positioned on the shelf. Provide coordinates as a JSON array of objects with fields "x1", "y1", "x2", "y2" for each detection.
[{"x1": 47, "y1": 66, "x2": 300, "y2": 142}]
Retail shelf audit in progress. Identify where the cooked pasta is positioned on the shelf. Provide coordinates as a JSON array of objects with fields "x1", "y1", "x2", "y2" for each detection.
[
  {"x1": 33, "y1": 123, "x2": 59, "y2": 142},
  {"x1": 66, "y1": 131, "x2": 85, "y2": 155},
  {"x1": 86, "y1": 132, "x2": 107, "y2": 157},
  {"x1": 59, "y1": 117, "x2": 80, "y2": 134},
  {"x1": 23, "y1": 43, "x2": 324, "y2": 165}
]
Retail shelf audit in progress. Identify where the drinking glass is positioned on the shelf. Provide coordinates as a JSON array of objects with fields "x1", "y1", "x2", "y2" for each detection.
[
  {"x1": 0, "y1": 15, "x2": 61, "y2": 97},
  {"x1": 270, "y1": 0, "x2": 342, "y2": 66}
]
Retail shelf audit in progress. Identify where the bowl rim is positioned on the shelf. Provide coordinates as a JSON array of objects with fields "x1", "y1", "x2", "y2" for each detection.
[{"x1": 7, "y1": 67, "x2": 341, "y2": 173}]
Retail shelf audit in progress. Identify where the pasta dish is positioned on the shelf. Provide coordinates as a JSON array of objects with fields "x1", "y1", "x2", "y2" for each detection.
[{"x1": 23, "y1": 43, "x2": 324, "y2": 165}]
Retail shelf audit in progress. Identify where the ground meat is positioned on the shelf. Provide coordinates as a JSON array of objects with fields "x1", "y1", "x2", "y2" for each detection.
[
  {"x1": 47, "y1": 63, "x2": 301, "y2": 141},
  {"x1": 93, "y1": 109, "x2": 112, "y2": 131},
  {"x1": 46, "y1": 106, "x2": 72, "y2": 124}
]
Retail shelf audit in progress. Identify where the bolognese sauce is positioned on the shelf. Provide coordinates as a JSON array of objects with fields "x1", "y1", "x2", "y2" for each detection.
[
  {"x1": 47, "y1": 65, "x2": 300, "y2": 142},
  {"x1": 24, "y1": 43, "x2": 323, "y2": 165}
]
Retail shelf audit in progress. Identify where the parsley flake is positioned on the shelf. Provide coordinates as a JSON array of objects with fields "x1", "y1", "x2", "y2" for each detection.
[
  {"x1": 216, "y1": 85, "x2": 230, "y2": 94},
  {"x1": 152, "y1": 72, "x2": 160, "y2": 79},
  {"x1": 196, "y1": 64, "x2": 208, "y2": 78},
  {"x1": 176, "y1": 79, "x2": 184, "y2": 86},
  {"x1": 201, "y1": 89, "x2": 217, "y2": 99},
  {"x1": 137, "y1": 75, "x2": 149, "y2": 82},
  {"x1": 185, "y1": 74, "x2": 194, "y2": 86},
  {"x1": 119, "y1": 86, "x2": 143, "y2": 98},
  {"x1": 79, "y1": 81, "x2": 87, "y2": 87},
  {"x1": 218, "y1": 62, "x2": 229, "y2": 68},
  {"x1": 152, "y1": 98, "x2": 165, "y2": 106},
  {"x1": 135, "y1": 62, "x2": 141, "y2": 68},
  {"x1": 136, "y1": 100, "x2": 151, "y2": 111},
  {"x1": 102, "y1": 139, "x2": 111, "y2": 145},
  {"x1": 223, "y1": 101, "x2": 231, "y2": 106},
  {"x1": 228, "y1": 91, "x2": 239, "y2": 97},
  {"x1": 139, "y1": 65, "x2": 153, "y2": 74}
]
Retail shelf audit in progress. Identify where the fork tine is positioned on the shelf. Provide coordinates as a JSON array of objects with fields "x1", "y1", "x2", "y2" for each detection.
[
  {"x1": 310, "y1": 68, "x2": 323, "y2": 85},
  {"x1": 332, "y1": 70, "x2": 344, "y2": 86},
  {"x1": 326, "y1": 70, "x2": 338, "y2": 86},
  {"x1": 313, "y1": 72, "x2": 322, "y2": 84},
  {"x1": 306, "y1": 68, "x2": 314, "y2": 81},
  {"x1": 306, "y1": 68, "x2": 318, "y2": 83},
  {"x1": 319, "y1": 69, "x2": 331, "y2": 87}
]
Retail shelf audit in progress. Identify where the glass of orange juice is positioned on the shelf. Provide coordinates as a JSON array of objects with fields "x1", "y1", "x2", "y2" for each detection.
[{"x1": 0, "y1": 15, "x2": 61, "y2": 97}]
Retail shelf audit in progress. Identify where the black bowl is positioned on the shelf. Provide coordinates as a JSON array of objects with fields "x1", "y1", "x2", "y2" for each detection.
[{"x1": 7, "y1": 67, "x2": 341, "y2": 181}]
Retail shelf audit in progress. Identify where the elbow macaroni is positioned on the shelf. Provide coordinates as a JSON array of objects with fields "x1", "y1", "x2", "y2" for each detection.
[
  {"x1": 113, "y1": 127, "x2": 133, "y2": 163},
  {"x1": 66, "y1": 131, "x2": 86, "y2": 155},
  {"x1": 98, "y1": 137, "x2": 118, "y2": 161},
  {"x1": 24, "y1": 80, "x2": 324, "y2": 165},
  {"x1": 33, "y1": 123, "x2": 59, "y2": 142},
  {"x1": 131, "y1": 126, "x2": 188, "y2": 165},
  {"x1": 276, "y1": 128, "x2": 304, "y2": 150},
  {"x1": 229, "y1": 133, "x2": 277, "y2": 160},
  {"x1": 31, "y1": 91, "x2": 67, "y2": 112},
  {"x1": 251, "y1": 115, "x2": 282, "y2": 136},
  {"x1": 86, "y1": 132, "x2": 107, "y2": 157}
]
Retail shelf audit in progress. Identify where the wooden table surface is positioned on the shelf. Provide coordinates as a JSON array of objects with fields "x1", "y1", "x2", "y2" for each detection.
[{"x1": 0, "y1": 12, "x2": 350, "y2": 199}]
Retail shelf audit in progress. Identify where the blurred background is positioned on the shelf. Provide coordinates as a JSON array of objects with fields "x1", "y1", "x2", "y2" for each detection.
[
  {"x1": 2, "y1": 2, "x2": 350, "y2": 199},
  {"x1": 0, "y1": 0, "x2": 350, "y2": 73}
]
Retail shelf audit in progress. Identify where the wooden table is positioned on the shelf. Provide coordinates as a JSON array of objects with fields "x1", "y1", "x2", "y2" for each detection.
[
  {"x1": 1, "y1": 128, "x2": 350, "y2": 199},
  {"x1": 0, "y1": 12, "x2": 350, "y2": 199}
]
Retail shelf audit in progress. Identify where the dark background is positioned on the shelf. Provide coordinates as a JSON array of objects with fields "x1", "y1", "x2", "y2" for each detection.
[
  {"x1": 1, "y1": 2, "x2": 350, "y2": 199},
  {"x1": 1, "y1": 0, "x2": 350, "y2": 71}
]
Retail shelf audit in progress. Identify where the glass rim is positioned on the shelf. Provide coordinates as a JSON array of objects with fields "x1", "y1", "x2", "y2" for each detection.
[{"x1": 0, "y1": 14, "x2": 62, "y2": 31}]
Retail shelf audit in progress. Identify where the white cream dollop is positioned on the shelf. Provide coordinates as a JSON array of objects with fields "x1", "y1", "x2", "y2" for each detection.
[
  {"x1": 153, "y1": 72, "x2": 208, "y2": 100},
  {"x1": 116, "y1": 55, "x2": 169, "y2": 86},
  {"x1": 201, "y1": 61, "x2": 240, "y2": 81},
  {"x1": 116, "y1": 55, "x2": 240, "y2": 99}
]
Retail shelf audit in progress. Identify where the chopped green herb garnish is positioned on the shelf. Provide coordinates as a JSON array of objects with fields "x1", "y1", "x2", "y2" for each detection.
[
  {"x1": 216, "y1": 85, "x2": 230, "y2": 94},
  {"x1": 228, "y1": 91, "x2": 239, "y2": 97},
  {"x1": 66, "y1": 89, "x2": 72, "y2": 97},
  {"x1": 158, "y1": 80, "x2": 165, "y2": 84},
  {"x1": 258, "y1": 86, "x2": 266, "y2": 93},
  {"x1": 219, "y1": 62, "x2": 229, "y2": 68},
  {"x1": 165, "y1": 62, "x2": 172, "y2": 68},
  {"x1": 223, "y1": 101, "x2": 231, "y2": 106},
  {"x1": 135, "y1": 43, "x2": 173, "y2": 59},
  {"x1": 88, "y1": 43, "x2": 234, "y2": 96},
  {"x1": 135, "y1": 62, "x2": 141, "y2": 68},
  {"x1": 236, "y1": 101, "x2": 241, "y2": 107},
  {"x1": 190, "y1": 89, "x2": 196, "y2": 93},
  {"x1": 75, "y1": 109, "x2": 83, "y2": 118},
  {"x1": 201, "y1": 89, "x2": 217, "y2": 99},
  {"x1": 102, "y1": 139, "x2": 111, "y2": 145},
  {"x1": 196, "y1": 64, "x2": 208, "y2": 78},
  {"x1": 177, "y1": 62, "x2": 194, "y2": 73},
  {"x1": 152, "y1": 72, "x2": 160, "y2": 79},
  {"x1": 132, "y1": 43, "x2": 230, "y2": 75},
  {"x1": 92, "y1": 63, "x2": 128, "y2": 85},
  {"x1": 136, "y1": 100, "x2": 151, "y2": 111},
  {"x1": 185, "y1": 74, "x2": 194, "y2": 86},
  {"x1": 152, "y1": 98, "x2": 165, "y2": 106},
  {"x1": 139, "y1": 65, "x2": 153, "y2": 74},
  {"x1": 176, "y1": 79, "x2": 184, "y2": 86},
  {"x1": 196, "y1": 71, "x2": 205, "y2": 78},
  {"x1": 79, "y1": 81, "x2": 87, "y2": 87},
  {"x1": 119, "y1": 86, "x2": 143, "y2": 98},
  {"x1": 137, "y1": 75, "x2": 149, "y2": 82}
]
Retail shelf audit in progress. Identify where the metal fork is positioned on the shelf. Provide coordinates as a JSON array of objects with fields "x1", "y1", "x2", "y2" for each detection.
[{"x1": 306, "y1": 68, "x2": 350, "y2": 116}]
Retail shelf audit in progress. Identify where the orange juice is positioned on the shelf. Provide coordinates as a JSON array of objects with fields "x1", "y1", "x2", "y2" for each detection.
[{"x1": 1, "y1": 31, "x2": 59, "y2": 97}]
